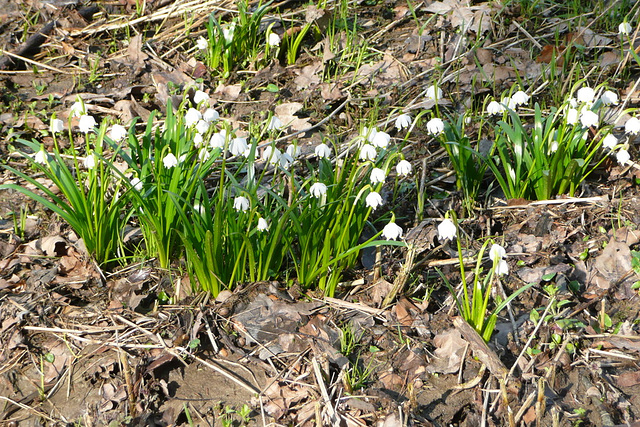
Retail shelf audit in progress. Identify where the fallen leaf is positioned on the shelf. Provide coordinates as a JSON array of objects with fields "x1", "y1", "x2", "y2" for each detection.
[
  {"x1": 427, "y1": 328, "x2": 467, "y2": 374},
  {"x1": 617, "y1": 371, "x2": 640, "y2": 388}
]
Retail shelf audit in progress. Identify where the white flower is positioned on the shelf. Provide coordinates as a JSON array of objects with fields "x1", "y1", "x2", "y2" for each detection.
[
  {"x1": 568, "y1": 97, "x2": 578, "y2": 108},
  {"x1": 315, "y1": 143, "x2": 332, "y2": 158},
  {"x1": 70, "y1": 100, "x2": 85, "y2": 117},
  {"x1": 286, "y1": 144, "x2": 300, "y2": 159},
  {"x1": 210, "y1": 131, "x2": 227, "y2": 149},
  {"x1": 365, "y1": 192, "x2": 383, "y2": 210},
  {"x1": 426, "y1": 118, "x2": 445, "y2": 136},
  {"x1": 580, "y1": 110, "x2": 599, "y2": 128},
  {"x1": 362, "y1": 126, "x2": 378, "y2": 143},
  {"x1": 198, "y1": 148, "x2": 211, "y2": 161},
  {"x1": 257, "y1": 217, "x2": 269, "y2": 231},
  {"x1": 163, "y1": 153, "x2": 178, "y2": 168},
  {"x1": 359, "y1": 144, "x2": 377, "y2": 161},
  {"x1": 310, "y1": 182, "x2": 327, "y2": 198},
  {"x1": 193, "y1": 204, "x2": 205, "y2": 215},
  {"x1": 50, "y1": 118, "x2": 64, "y2": 133},
  {"x1": 371, "y1": 131, "x2": 391, "y2": 148},
  {"x1": 267, "y1": 116, "x2": 283, "y2": 131},
  {"x1": 601, "y1": 90, "x2": 619, "y2": 106},
  {"x1": 280, "y1": 152, "x2": 294, "y2": 169},
  {"x1": 602, "y1": 134, "x2": 618, "y2": 150},
  {"x1": 489, "y1": 243, "x2": 506, "y2": 261},
  {"x1": 511, "y1": 91, "x2": 530, "y2": 106},
  {"x1": 267, "y1": 32, "x2": 280, "y2": 47},
  {"x1": 194, "y1": 133, "x2": 204, "y2": 147},
  {"x1": 426, "y1": 85, "x2": 443, "y2": 101},
  {"x1": 195, "y1": 120, "x2": 209, "y2": 135},
  {"x1": 222, "y1": 23, "x2": 235, "y2": 43},
  {"x1": 262, "y1": 146, "x2": 281, "y2": 165},
  {"x1": 196, "y1": 36, "x2": 208, "y2": 50},
  {"x1": 396, "y1": 160, "x2": 412, "y2": 176},
  {"x1": 487, "y1": 100, "x2": 505, "y2": 115},
  {"x1": 109, "y1": 124, "x2": 127, "y2": 141},
  {"x1": 370, "y1": 168, "x2": 386, "y2": 184},
  {"x1": 395, "y1": 114, "x2": 412, "y2": 130},
  {"x1": 382, "y1": 222, "x2": 403, "y2": 240},
  {"x1": 78, "y1": 115, "x2": 97, "y2": 133},
  {"x1": 566, "y1": 108, "x2": 579, "y2": 125},
  {"x1": 203, "y1": 108, "x2": 219, "y2": 123},
  {"x1": 130, "y1": 177, "x2": 143, "y2": 191},
  {"x1": 496, "y1": 259, "x2": 509, "y2": 276},
  {"x1": 550, "y1": 141, "x2": 559, "y2": 153},
  {"x1": 230, "y1": 137, "x2": 248, "y2": 156},
  {"x1": 34, "y1": 148, "x2": 48, "y2": 164},
  {"x1": 438, "y1": 218, "x2": 456, "y2": 241},
  {"x1": 501, "y1": 96, "x2": 517, "y2": 110},
  {"x1": 577, "y1": 87, "x2": 595, "y2": 104},
  {"x1": 193, "y1": 90, "x2": 209, "y2": 105},
  {"x1": 625, "y1": 117, "x2": 640, "y2": 135},
  {"x1": 619, "y1": 22, "x2": 632, "y2": 35},
  {"x1": 233, "y1": 196, "x2": 250, "y2": 212},
  {"x1": 617, "y1": 149, "x2": 631, "y2": 165},
  {"x1": 83, "y1": 153, "x2": 97, "y2": 170},
  {"x1": 185, "y1": 108, "x2": 202, "y2": 127}
]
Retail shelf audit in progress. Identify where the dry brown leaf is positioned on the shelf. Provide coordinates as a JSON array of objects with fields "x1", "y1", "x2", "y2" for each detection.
[
  {"x1": 427, "y1": 328, "x2": 467, "y2": 374},
  {"x1": 40, "y1": 235, "x2": 68, "y2": 257},
  {"x1": 275, "y1": 102, "x2": 311, "y2": 131},
  {"x1": 214, "y1": 82, "x2": 242, "y2": 100},
  {"x1": 294, "y1": 61, "x2": 323, "y2": 90},
  {"x1": 617, "y1": 371, "x2": 640, "y2": 388}
]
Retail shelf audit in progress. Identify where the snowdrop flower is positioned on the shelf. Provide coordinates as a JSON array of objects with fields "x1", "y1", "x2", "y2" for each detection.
[
  {"x1": 396, "y1": 160, "x2": 412, "y2": 176},
  {"x1": 222, "y1": 23, "x2": 235, "y2": 43},
  {"x1": 193, "y1": 90, "x2": 209, "y2": 105},
  {"x1": 371, "y1": 131, "x2": 390, "y2": 149},
  {"x1": 602, "y1": 134, "x2": 618, "y2": 150},
  {"x1": 426, "y1": 118, "x2": 445, "y2": 136},
  {"x1": 580, "y1": 110, "x2": 599, "y2": 128},
  {"x1": 359, "y1": 144, "x2": 377, "y2": 161},
  {"x1": 617, "y1": 149, "x2": 631, "y2": 165},
  {"x1": 196, "y1": 36, "x2": 208, "y2": 50},
  {"x1": 577, "y1": 87, "x2": 595, "y2": 104},
  {"x1": 198, "y1": 148, "x2": 211, "y2": 161},
  {"x1": 286, "y1": 144, "x2": 300, "y2": 159},
  {"x1": 267, "y1": 116, "x2": 283, "y2": 131},
  {"x1": 34, "y1": 148, "x2": 48, "y2": 164},
  {"x1": 233, "y1": 196, "x2": 250, "y2": 212},
  {"x1": 193, "y1": 204, "x2": 205, "y2": 215},
  {"x1": 601, "y1": 90, "x2": 619, "y2": 106},
  {"x1": 194, "y1": 133, "x2": 204, "y2": 147},
  {"x1": 78, "y1": 115, "x2": 97, "y2": 133},
  {"x1": 267, "y1": 32, "x2": 280, "y2": 47},
  {"x1": 370, "y1": 168, "x2": 386, "y2": 184},
  {"x1": 130, "y1": 177, "x2": 143, "y2": 191},
  {"x1": 315, "y1": 143, "x2": 332, "y2": 158},
  {"x1": 230, "y1": 137, "x2": 248, "y2": 156},
  {"x1": 489, "y1": 243, "x2": 506, "y2": 261},
  {"x1": 550, "y1": 141, "x2": 559, "y2": 153},
  {"x1": 496, "y1": 259, "x2": 509, "y2": 276},
  {"x1": 619, "y1": 22, "x2": 632, "y2": 35},
  {"x1": 70, "y1": 100, "x2": 85, "y2": 117},
  {"x1": 625, "y1": 117, "x2": 640, "y2": 135},
  {"x1": 163, "y1": 153, "x2": 178, "y2": 168},
  {"x1": 568, "y1": 97, "x2": 578, "y2": 108},
  {"x1": 109, "y1": 124, "x2": 127, "y2": 141},
  {"x1": 365, "y1": 192, "x2": 383, "y2": 210},
  {"x1": 310, "y1": 182, "x2": 327, "y2": 198},
  {"x1": 501, "y1": 96, "x2": 517, "y2": 110},
  {"x1": 511, "y1": 91, "x2": 530, "y2": 107},
  {"x1": 195, "y1": 119, "x2": 209, "y2": 135},
  {"x1": 382, "y1": 222, "x2": 403, "y2": 240},
  {"x1": 262, "y1": 146, "x2": 281, "y2": 165},
  {"x1": 257, "y1": 217, "x2": 269, "y2": 231},
  {"x1": 426, "y1": 85, "x2": 443, "y2": 101},
  {"x1": 395, "y1": 114, "x2": 412, "y2": 130},
  {"x1": 185, "y1": 108, "x2": 202, "y2": 127},
  {"x1": 438, "y1": 218, "x2": 456, "y2": 241},
  {"x1": 566, "y1": 108, "x2": 579, "y2": 125},
  {"x1": 210, "y1": 132, "x2": 226, "y2": 149},
  {"x1": 487, "y1": 101, "x2": 505, "y2": 115},
  {"x1": 280, "y1": 152, "x2": 294, "y2": 169},
  {"x1": 362, "y1": 126, "x2": 378, "y2": 143},
  {"x1": 203, "y1": 108, "x2": 219, "y2": 123},
  {"x1": 50, "y1": 118, "x2": 64, "y2": 133},
  {"x1": 83, "y1": 153, "x2": 97, "y2": 170}
]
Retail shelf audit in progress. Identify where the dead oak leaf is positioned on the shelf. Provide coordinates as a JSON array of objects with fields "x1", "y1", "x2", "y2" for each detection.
[
  {"x1": 294, "y1": 61, "x2": 323, "y2": 90},
  {"x1": 425, "y1": 0, "x2": 492, "y2": 34},
  {"x1": 427, "y1": 328, "x2": 467, "y2": 374},
  {"x1": 274, "y1": 102, "x2": 311, "y2": 131}
]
